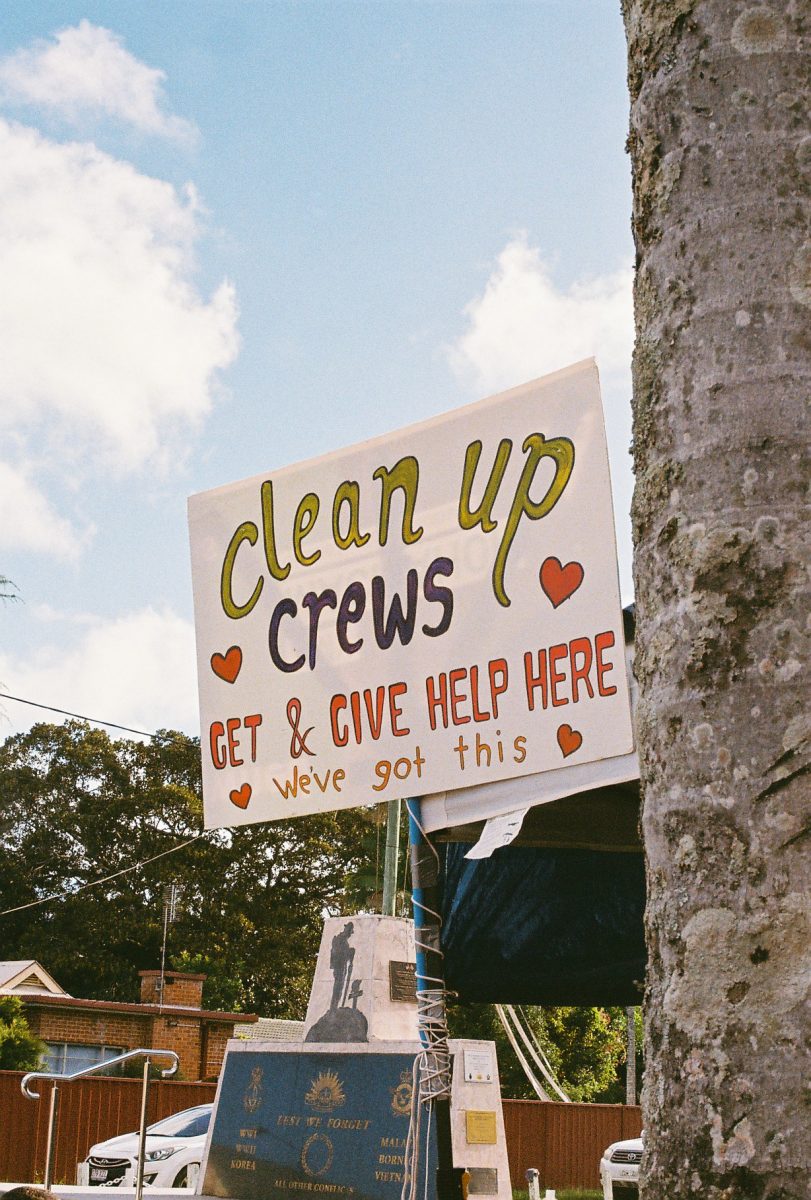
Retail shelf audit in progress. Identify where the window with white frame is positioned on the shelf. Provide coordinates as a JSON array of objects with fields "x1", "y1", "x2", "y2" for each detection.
[{"x1": 43, "y1": 1042, "x2": 123, "y2": 1074}]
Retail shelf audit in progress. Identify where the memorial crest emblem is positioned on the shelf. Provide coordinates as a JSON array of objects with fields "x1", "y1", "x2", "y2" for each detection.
[
  {"x1": 301, "y1": 1132, "x2": 334, "y2": 1178},
  {"x1": 390, "y1": 1069, "x2": 413, "y2": 1116},
  {"x1": 243, "y1": 1066, "x2": 263, "y2": 1113},
  {"x1": 305, "y1": 1069, "x2": 346, "y2": 1112}
]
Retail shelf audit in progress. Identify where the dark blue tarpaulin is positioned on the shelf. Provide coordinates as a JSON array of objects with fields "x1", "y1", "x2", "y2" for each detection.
[{"x1": 440, "y1": 842, "x2": 645, "y2": 1006}]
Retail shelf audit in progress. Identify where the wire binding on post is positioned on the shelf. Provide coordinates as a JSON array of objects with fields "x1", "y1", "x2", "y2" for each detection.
[{"x1": 401, "y1": 799, "x2": 454, "y2": 1200}]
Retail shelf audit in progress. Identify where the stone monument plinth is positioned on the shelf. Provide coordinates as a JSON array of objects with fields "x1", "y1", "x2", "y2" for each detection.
[
  {"x1": 199, "y1": 914, "x2": 510, "y2": 1200},
  {"x1": 201, "y1": 1040, "x2": 433, "y2": 1200},
  {"x1": 303, "y1": 915, "x2": 418, "y2": 1044}
]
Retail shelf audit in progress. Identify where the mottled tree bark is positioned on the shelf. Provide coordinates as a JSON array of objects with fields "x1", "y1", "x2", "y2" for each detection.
[{"x1": 622, "y1": 2, "x2": 810, "y2": 1197}]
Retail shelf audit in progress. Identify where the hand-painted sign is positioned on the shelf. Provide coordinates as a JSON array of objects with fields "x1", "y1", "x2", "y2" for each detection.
[{"x1": 188, "y1": 359, "x2": 633, "y2": 828}]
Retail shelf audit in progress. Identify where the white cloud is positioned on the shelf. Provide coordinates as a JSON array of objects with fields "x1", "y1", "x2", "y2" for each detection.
[
  {"x1": 0, "y1": 607, "x2": 199, "y2": 738},
  {"x1": 448, "y1": 234, "x2": 633, "y2": 395},
  {"x1": 448, "y1": 234, "x2": 636, "y2": 600},
  {"x1": 0, "y1": 461, "x2": 90, "y2": 560},
  {"x1": 30, "y1": 603, "x2": 97, "y2": 625},
  {"x1": 0, "y1": 20, "x2": 196, "y2": 142},
  {"x1": 0, "y1": 116, "x2": 239, "y2": 554},
  {"x1": 0, "y1": 118, "x2": 239, "y2": 469}
]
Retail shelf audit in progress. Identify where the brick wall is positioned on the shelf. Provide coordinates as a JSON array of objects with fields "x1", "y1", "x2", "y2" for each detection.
[
  {"x1": 202, "y1": 1023, "x2": 234, "y2": 1080},
  {"x1": 26, "y1": 1007, "x2": 151, "y2": 1053},
  {"x1": 18, "y1": 970, "x2": 253, "y2": 1082},
  {"x1": 139, "y1": 970, "x2": 205, "y2": 1007},
  {"x1": 151, "y1": 1014, "x2": 203, "y2": 1080},
  {"x1": 24, "y1": 1004, "x2": 243, "y2": 1081}
]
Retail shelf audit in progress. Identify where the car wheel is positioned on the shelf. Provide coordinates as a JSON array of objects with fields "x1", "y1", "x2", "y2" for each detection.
[{"x1": 173, "y1": 1165, "x2": 194, "y2": 1188}]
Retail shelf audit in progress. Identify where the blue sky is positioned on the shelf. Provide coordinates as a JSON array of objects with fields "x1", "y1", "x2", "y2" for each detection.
[{"x1": 0, "y1": 2, "x2": 634, "y2": 740}]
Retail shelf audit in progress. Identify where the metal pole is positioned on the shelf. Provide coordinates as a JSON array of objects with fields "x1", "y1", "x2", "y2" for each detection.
[
  {"x1": 158, "y1": 892, "x2": 170, "y2": 1009},
  {"x1": 135, "y1": 1056, "x2": 151, "y2": 1200},
  {"x1": 22, "y1": 1047, "x2": 178, "y2": 1099},
  {"x1": 43, "y1": 1083, "x2": 59, "y2": 1190},
  {"x1": 381, "y1": 797, "x2": 401, "y2": 916},
  {"x1": 407, "y1": 797, "x2": 462, "y2": 1200},
  {"x1": 625, "y1": 1007, "x2": 637, "y2": 1105}
]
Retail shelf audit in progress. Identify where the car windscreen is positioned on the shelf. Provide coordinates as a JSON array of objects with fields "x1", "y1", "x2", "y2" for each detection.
[{"x1": 148, "y1": 1108, "x2": 211, "y2": 1137}]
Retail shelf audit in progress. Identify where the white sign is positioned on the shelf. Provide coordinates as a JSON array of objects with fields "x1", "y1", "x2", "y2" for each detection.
[
  {"x1": 188, "y1": 359, "x2": 633, "y2": 829},
  {"x1": 463, "y1": 1047, "x2": 495, "y2": 1083}
]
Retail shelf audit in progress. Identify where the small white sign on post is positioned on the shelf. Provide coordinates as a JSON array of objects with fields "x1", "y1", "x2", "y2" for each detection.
[
  {"x1": 188, "y1": 359, "x2": 633, "y2": 829},
  {"x1": 464, "y1": 1047, "x2": 495, "y2": 1083}
]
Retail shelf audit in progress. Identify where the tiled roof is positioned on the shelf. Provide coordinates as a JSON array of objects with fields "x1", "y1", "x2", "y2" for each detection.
[{"x1": 234, "y1": 1017, "x2": 305, "y2": 1041}]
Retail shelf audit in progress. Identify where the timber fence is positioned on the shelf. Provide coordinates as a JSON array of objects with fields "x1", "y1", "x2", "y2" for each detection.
[
  {"x1": 0, "y1": 1070, "x2": 216, "y2": 1185},
  {"x1": 0, "y1": 1070, "x2": 642, "y2": 1190},
  {"x1": 502, "y1": 1097, "x2": 642, "y2": 1190}
]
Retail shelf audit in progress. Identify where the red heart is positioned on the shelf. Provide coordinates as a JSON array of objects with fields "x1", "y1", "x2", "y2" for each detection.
[
  {"x1": 540, "y1": 557, "x2": 584, "y2": 608},
  {"x1": 557, "y1": 724, "x2": 583, "y2": 758},
  {"x1": 211, "y1": 645, "x2": 242, "y2": 684},
  {"x1": 229, "y1": 783, "x2": 252, "y2": 810}
]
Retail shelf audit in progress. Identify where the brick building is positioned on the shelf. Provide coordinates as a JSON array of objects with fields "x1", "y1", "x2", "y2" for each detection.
[{"x1": 0, "y1": 960, "x2": 256, "y2": 1081}]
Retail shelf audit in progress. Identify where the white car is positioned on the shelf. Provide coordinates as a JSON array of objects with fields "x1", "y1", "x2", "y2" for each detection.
[
  {"x1": 599, "y1": 1135, "x2": 643, "y2": 1198},
  {"x1": 83, "y1": 1103, "x2": 212, "y2": 1188}
]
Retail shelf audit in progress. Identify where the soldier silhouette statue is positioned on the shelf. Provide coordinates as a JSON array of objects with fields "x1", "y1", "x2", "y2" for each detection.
[
  {"x1": 330, "y1": 921, "x2": 356, "y2": 1008},
  {"x1": 306, "y1": 920, "x2": 369, "y2": 1043}
]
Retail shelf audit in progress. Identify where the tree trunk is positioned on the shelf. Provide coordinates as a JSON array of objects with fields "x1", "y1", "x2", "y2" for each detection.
[{"x1": 622, "y1": 2, "x2": 810, "y2": 1196}]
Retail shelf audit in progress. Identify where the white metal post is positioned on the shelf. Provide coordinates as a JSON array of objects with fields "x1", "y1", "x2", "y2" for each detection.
[
  {"x1": 43, "y1": 1083, "x2": 59, "y2": 1190},
  {"x1": 134, "y1": 1056, "x2": 151, "y2": 1200}
]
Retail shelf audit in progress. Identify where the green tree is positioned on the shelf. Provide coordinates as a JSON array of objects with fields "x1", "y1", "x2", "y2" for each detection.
[
  {"x1": 169, "y1": 950, "x2": 245, "y2": 1013},
  {"x1": 0, "y1": 995, "x2": 45, "y2": 1070},
  {"x1": 448, "y1": 1002, "x2": 626, "y2": 1102},
  {"x1": 541, "y1": 1007, "x2": 626, "y2": 1102},
  {"x1": 594, "y1": 1007, "x2": 643, "y2": 1105},
  {"x1": 0, "y1": 721, "x2": 370, "y2": 1017},
  {"x1": 342, "y1": 803, "x2": 412, "y2": 916}
]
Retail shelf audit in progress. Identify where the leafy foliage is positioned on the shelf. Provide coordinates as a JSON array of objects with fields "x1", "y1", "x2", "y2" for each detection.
[
  {"x1": 169, "y1": 950, "x2": 245, "y2": 1013},
  {"x1": 595, "y1": 1006, "x2": 644, "y2": 1103},
  {"x1": 541, "y1": 1006, "x2": 627, "y2": 1101},
  {"x1": 0, "y1": 722, "x2": 370, "y2": 1017},
  {"x1": 448, "y1": 1001, "x2": 628, "y2": 1101},
  {"x1": 0, "y1": 994, "x2": 45, "y2": 1070},
  {"x1": 342, "y1": 802, "x2": 411, "y2": 916}
]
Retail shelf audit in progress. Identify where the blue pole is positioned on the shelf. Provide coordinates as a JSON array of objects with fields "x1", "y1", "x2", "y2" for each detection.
[
  {"x1": 406, "y1": 797, "x2": 430, "y2": 1049},
  {"x1": 406, "y1": 797, "x2": 460, "y2": 1200}
]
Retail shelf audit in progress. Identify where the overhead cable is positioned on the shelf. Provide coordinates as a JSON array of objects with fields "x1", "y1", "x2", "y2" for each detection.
[
  {"x1": 0, "y1": 833, "x2": 207, "y2": 917},
  {"x1": 495, "y1": 1004, "x2": 553, "y2": 1102},
  {"x1": 0, "y1": 691, "x2": 156, "y2": 739},
  {"x1": 507, "y1": 1004, "x2": 571, "y2": 1102}
]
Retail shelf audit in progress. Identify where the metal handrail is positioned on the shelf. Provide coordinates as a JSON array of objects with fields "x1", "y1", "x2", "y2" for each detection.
[
  {"x1": 21, "y1": 1047, "x2": 179, "y2": 1195},
  {"x1": 21, "y1": 1046, "x2": 179, "y2": 1098}
]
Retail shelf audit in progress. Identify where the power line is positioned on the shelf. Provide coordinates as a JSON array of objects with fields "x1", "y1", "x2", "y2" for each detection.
[
  {"x1": 0, "y1": 833, "x2": 208, "y2": 917},
  {"x1": 0, "y1": 692, "x2": 156, "y2": 739}
]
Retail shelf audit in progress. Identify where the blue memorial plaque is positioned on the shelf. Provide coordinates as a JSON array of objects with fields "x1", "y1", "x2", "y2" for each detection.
[{"x1": 203, "y1": 1047, "x2": 435, "y2": 1200}]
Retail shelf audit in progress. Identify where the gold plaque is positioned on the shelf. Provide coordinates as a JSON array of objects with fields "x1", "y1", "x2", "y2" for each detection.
[{"x1": 465, "y1": 1110, "x2": 498, "y2": 1145}]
